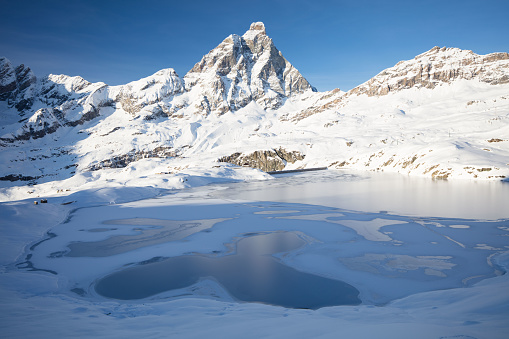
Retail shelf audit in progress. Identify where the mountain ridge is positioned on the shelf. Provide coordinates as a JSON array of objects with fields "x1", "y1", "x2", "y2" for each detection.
[
  {"x1": 1, "y1": 22, "x2": 508, "y2": 200},
  {"x1": 291, "y1": 46, "x2": 509, "y2": 121}
]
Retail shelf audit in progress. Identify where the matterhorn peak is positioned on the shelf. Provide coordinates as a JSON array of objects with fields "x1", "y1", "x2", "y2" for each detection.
[
  {"x1": 249, "y1": 22, "x2": 266, "y2": 34},
  {"x1": 184, "y1": 22, "x2": 315, "y2": 115},
  {"x1": 243, "y1": 22, "x2": 267, "y2": 40}
]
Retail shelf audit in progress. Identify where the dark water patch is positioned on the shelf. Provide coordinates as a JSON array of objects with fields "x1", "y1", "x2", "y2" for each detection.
[
  {"x1": 16, "y1": 254, "x2": 58, "y2": 275},
  {"x1": 29, "y1": 232, "x2": 57, "y2": 251},
  {"x1": 71, "y1": 288, "x2": 87, "y2": 296},
  {"x1": 48, "y1": 250, "x2": 68, "y2": 258},
  {"x1": 81, "y1": 228, "x2": 118, "y2": 233},
  {"x1": 94, "y1": 232, "x2": 361, "y2": 309}
]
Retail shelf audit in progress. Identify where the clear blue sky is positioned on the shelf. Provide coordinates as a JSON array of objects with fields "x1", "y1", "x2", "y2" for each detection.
[{"x1": 1, "y1": 0, "x2": 508, "y2": 91}]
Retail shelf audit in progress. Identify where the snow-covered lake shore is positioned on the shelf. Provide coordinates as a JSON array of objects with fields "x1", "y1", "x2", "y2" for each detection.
[{"x1": 1, "y1": 170, "x2": 508, "y2": 338}]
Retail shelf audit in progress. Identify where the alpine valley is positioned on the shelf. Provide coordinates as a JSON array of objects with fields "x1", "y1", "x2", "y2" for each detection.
[{"x1": 1, "y1": 22, "x2": 509, "y2": 200}]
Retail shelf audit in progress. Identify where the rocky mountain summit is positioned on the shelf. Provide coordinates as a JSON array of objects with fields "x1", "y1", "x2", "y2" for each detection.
[
  {"x1": 184, "y1": 22, "x2": 316, "y2": 114},
  {"x1": 1, "y1": 22, "x2": 508, "y2": 199}
]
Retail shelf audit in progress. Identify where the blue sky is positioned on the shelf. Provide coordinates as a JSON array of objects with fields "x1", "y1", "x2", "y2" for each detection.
[{"x1": 1, "y1": 0, "x2": 508, "y2": 91}]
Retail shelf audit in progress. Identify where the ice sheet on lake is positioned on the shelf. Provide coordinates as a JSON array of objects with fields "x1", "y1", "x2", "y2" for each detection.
[
  {"x1": 67, "y1": 217, "x2": 231, "y2": 257},
  {"x1": 1, "y1": 172, "x2": 509, "y2": 338},
  {"x1": 19, "y1": 194, "x2": 509, "y2": 306},
  {"x1": 279, "y1": 214, "x2": 407, "y2": 241},
  {"x1": 339, "y1": 254, "x2": 455, "y2": 277}
]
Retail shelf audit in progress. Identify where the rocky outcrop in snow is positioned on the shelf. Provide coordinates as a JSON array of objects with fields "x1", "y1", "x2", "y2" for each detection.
[
  {"x1": 86, "y1": 146, "x2": 185, "y2": 171},
  {"x1": 219, "y1": 147, "x2": 305, "y2": 172},
  {"x1": 0, "y1": 57, "x2": 37, "y2": 112},
  {"x1": 9, "y1": 104, "x2": 101, "y2": 141},
  {"x1": 0, "y1": 57, "x2": 17, "y2": 97}
]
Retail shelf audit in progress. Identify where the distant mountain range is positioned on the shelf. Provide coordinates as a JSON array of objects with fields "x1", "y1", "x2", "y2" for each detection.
[{"x1": 1, "y1": 22, "x2": 508, "y2": 199}]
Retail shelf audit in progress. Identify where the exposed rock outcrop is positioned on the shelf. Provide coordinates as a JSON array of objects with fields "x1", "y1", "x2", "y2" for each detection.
[
  {"x1": 0, "y1": 57, "x2": 37, "y2": 112},
  {"x1": 0, "y1": 57, "x2": 17, "y2": 98},
  {"x1": 218, "y1": 147, "x2": 305, "y2": 172},
  {"x1": 86, "y1": 146, "x2": 186, "y2": 171}
]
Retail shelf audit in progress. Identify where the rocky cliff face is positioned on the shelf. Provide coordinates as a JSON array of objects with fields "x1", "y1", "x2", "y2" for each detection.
[
  {"x1": 350, "y1": 46, "x2": 509, "y2": 97},
  {"x1": 184, "y1": 22, "x2": 316, "y2": 115},
  {"x1": 0, "y1": 57, "x2": 37, "y2": 113},
  {"x1": 0, "y1": 71, "x2": 109, "y2": 141}
]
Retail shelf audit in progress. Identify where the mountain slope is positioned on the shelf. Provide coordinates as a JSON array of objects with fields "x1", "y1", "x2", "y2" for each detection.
[
  {"x1": 283, "y1": 46, "x2": 509, "y2": 180},
  {"x1": 294, "y1": 46, "x2": 509, "y2": 121},
  {"x1": 0, "y1": 23, "x2": 508, "y2": 200}
]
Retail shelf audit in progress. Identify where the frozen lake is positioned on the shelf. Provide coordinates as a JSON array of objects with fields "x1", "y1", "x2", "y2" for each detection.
[
  {"x1": 209, "y1": 170, "x2": 509, "y2": 219},
  {"x1": 22, "y1": 170, "x2": 509, "y2": 307},
  {"x1": 94, "y1": 232, "x2": 361, "y2": 309}
]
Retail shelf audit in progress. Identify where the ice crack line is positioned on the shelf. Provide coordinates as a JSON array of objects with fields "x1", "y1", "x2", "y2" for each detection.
[{"x1": 414, "y1": 220, "x2": 466, "y2": 248}]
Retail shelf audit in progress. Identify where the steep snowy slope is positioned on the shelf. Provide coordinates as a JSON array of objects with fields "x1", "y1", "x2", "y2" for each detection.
[
  {"x1": 107, "y1": 68, "x2": 184, "y2": 118},
  {"x1": 0, "y1": 23, "x2": 508, "y2": 200}
]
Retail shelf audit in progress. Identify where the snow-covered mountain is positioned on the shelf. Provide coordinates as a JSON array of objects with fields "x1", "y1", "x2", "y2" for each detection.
[
  {"x1": 295, "y1": 46, "x2": 509, "y2": 119},
  {"x1": 1, "y1": 22, "x2": 508, "y2": 200},
  {"x1": 184, "y1": 22, "x2": 316, "y2": 115},
  {"x1": 352, "y1": 46, "x2": 509, "y2": 97}
]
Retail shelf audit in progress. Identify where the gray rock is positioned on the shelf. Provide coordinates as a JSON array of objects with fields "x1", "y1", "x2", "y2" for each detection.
[{"x1": 218, "y1": 147, "x2": 305, "y2": 172}]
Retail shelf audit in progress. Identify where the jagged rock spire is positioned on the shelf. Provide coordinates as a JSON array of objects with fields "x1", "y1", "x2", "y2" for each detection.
[{"x1": 184, "y1": 22, "x2": 316, "y2": 115}]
